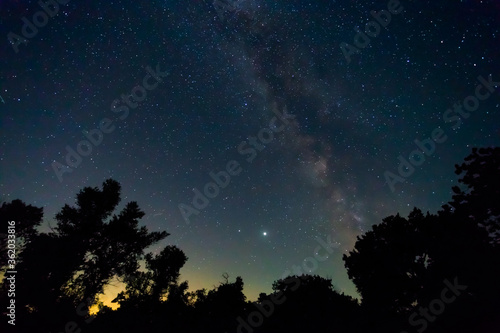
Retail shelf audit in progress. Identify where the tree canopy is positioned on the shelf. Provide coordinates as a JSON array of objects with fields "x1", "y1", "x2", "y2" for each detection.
[{"x1": 1, "y1": 147, "x2": 499, "y2": 333}]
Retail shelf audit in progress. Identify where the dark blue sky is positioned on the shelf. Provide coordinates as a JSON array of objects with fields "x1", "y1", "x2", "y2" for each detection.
[{"x1": 1, "y1": 0, "x2": 499, "y2": 303}]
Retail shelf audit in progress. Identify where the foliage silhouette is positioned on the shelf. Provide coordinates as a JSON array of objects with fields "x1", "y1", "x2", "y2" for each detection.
[
  {"x1": 443, "y1": 147, "x2": 500, "y2": 244},
  {"x1": 113, "y1": 245, "x2": 188, "y2": 307},
  {"x1": 343, "y1": 147, "x2": 500, "y2": 332},
  {"x1": 1, "y1": 179, "x2": 170, "y2": 332},
  {"x1": 253, "y1": 274, "x2": 360, "y2": 333},
  {"x1": 0, "y1": 199, "x2": 43, "y2": 270},
  {"x1": 1, "y1": 147, "x2": 500, "y2": 332}
]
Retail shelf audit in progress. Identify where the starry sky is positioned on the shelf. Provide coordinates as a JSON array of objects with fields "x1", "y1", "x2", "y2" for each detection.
[{"x1": 1, "y1": 0, "x2": 500, "y2": 304}]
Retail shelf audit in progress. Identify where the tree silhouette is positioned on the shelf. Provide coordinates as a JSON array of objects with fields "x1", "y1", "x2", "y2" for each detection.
[
  {"x1": 343, "y1": 147, "x2": 500, "y2": 332},
  {"x1": 9, "y1": 179, "x2": 169, "y2": 332},
  {"x1": 113, "y1": 245, "x2": 188, "y2": 307},
  {"x1": 0, "y1": 199, "x2": 43, "y2": 270},
  {"x1": 3, "y1": 148, "x2": 500, "y2": 333},
  {"x1": 254, "y1": 274, "x2": 360, "y2": 333},
  {"x1": 343, "y1": 209, "x2": 431, "y2": 314},
  {"x1": 0, "y1": 199, "x2": 44, "y2": 331},
  {"x1": 55, "y1": 180, "x2": 168, "y2": 303},
  {"x1": 193, "y1": 274, "x2": 248, "y2": 332},
  {"x1": 443, "y1": 147, "x2": 500, "y2": 244}
]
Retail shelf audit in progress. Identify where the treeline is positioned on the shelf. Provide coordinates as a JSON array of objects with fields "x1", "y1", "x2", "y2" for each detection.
[{"x1": 1, "y1": 147, "x2": 499, "y2": 333}]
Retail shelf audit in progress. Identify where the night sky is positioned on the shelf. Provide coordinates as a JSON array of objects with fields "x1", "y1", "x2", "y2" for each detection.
[{"x1": 1, "y1": 0, "x2": 499, "y2": 305}]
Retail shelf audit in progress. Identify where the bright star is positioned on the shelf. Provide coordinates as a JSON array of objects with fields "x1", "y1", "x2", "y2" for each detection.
[{"x1": 263, "y1": 232, "x2": 267, "y2": 236}]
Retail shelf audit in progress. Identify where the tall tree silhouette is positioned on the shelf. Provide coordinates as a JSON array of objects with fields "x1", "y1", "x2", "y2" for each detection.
[
  {"x1": 0, "y1": 199, "x2": 43, "y2": 331},
  {"x1": 12, "y1": 179, "x2": 168, "y2": 331},
  {"x1": 441, "y1": 147, "x2": 500, "y2": 331},
  {"x1": 55, "y1": 180, "x2": 168, "y2": 303},
  {"x1": 443, "y1": 147, "x2": 500, "y2": 244},
  {"x1": 0, "y1": 199, "x2": 43, "y2": 270},
  {"x1": 343, "y1": 209, "x2": 432, "y2": 314},
  {"x1": 344, "y1": 147, "x2": 500, "y2": 332}
]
